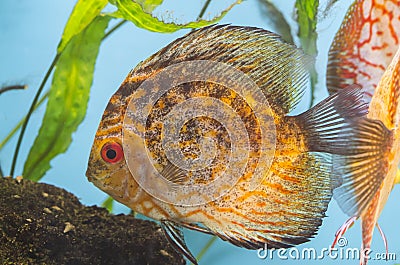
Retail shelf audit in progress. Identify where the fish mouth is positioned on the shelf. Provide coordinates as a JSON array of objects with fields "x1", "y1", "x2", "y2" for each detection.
[
  {"x1": 85, "y1": 167, "x2": 93, "y2": 181},
  {"x1": 85, "y1": 167, "x2": 110, "y2": 188},
  {"x1": 85, "y1": 167, "x2": 101, "y2": 183}
]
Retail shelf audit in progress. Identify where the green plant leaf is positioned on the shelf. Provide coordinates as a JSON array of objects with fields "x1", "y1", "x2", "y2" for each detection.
[
  {"x1": 110, "y1": 0, "x2": 241, "y2": 33},
  {"x1": 258, "y1": 0, "x2": 293, "y2": 44},
  {"x1": 135, "y1": 0, "x2": 164, "y2": 13},
  {"x1": 23, "y1": 16, "x2": 111, "y2": 181},
  {"x1": 295, "y1": 0, "x2": 318, "y2": 56},
  {"x1": 295, "y1": 0, "x2": 319, "y2": 107},
  {"x1": 57, "y1": 0, "x2": 108, "y2": 53},
  {"x1": 102, "y1": 196, "x2": 115, "y2": 212}
]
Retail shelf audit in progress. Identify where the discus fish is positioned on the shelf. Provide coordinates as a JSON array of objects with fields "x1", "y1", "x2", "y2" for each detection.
[
  {"x1": 327, "y1": 0, "x2": 400, "y2": 264},
  {"x1": 86, "y1": 25, "x2": 389, "y2": 264},
  {"x1": 327, "y1": 0, "x2": 400, "y2": 100}
]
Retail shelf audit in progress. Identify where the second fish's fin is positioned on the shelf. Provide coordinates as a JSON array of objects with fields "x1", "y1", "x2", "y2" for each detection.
[
  {"x1": 295, "y1": 86, "x2": 393, "y2": 217},
  {"x1": 332, "y1": 117, "x2": 392, "y2": 217}
]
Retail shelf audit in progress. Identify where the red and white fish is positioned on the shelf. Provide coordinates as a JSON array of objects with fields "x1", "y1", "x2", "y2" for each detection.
[{"x1": 327, "y1": 0, "x2": 400, "y2": 263}]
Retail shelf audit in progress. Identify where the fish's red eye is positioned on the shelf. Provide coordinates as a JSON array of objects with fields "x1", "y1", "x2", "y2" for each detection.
[{"x1": 101, "y1": 142, "x2": 123, "y2": 164}]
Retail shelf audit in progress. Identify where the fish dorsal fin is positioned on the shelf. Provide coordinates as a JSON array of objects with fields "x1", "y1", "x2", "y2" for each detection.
[
  {"x1": 160, "y1": 220, "x2": 197, "y2": 265},
  {"x1": 133, "y1": 24, "x2": 311, "y2": 114}
]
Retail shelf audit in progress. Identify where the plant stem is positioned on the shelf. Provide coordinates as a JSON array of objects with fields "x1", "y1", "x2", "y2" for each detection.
[
  {"x1": 103, "y1": 19, "x2": 127, "y2": 40},
  {"x1": 198, "y1": 0, "x2": 212, "y2": 19},
  {"x1": 193, "y1": 236, "x2": 217, "y2": 264},
  {"x1": 0, "y1": 85, "x2": 26, "y2": 95},
  {"x1": 9, "y1": 54, "x2": 60, "y2": 177},
  {"x1": 0, "y1": 91, "x2": 49, "y2": 151},
  {"x1": 308, "y1": 66, "x2": 318, "y2": 108}
]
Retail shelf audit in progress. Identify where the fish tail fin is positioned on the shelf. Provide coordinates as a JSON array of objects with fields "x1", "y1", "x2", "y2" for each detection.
[{"x1": 295, "y1": 86, "x2": 392, "y2": 216}]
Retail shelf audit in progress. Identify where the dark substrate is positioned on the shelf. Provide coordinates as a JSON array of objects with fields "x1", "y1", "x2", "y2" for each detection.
[{"x1": 0, "y1": 177, "x2": 185, "y2": 265}]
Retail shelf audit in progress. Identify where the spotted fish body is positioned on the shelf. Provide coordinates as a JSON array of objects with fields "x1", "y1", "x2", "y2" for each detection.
[
  {"x1": 327, "y1": 0, "x2": 400, "y2": 263},
  {"x1": 87, "y1": 25, "x2": 388, "y2": 263}
]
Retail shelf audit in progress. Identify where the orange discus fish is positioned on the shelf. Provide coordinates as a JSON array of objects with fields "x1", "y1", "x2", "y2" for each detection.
[
  {"x1": 86, "y1": 25, "x2": 389, "y2": 264},
  {"x1": 327, "y1": 0, "x2": 400, "y2": 264}
]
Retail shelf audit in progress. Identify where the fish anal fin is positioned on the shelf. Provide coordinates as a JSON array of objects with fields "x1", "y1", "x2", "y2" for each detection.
[
  {"x1": 359, "y1": 192, "x2": 382, "y2": 265},
  {"x1": 208, "y1": 152, "x2": 334, "y2": 250},
  {"x1": 361, "y1": 192, "x2": 380, "y2": 250}
]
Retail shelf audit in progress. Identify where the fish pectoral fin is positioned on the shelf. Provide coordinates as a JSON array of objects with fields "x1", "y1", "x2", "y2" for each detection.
[
  {"x1": 296, "y1": 86, "x2": 392, "y2": 217},
  {"x1": 160, "y1": 220, "x2": 197, "y2": 265},
  {"x1": 160, "y1": 161, "x2": 188, "y2": 185}
]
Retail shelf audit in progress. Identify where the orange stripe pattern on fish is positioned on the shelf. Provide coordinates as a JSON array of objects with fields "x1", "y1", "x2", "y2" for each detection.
[
  {"x1": 86, "y1": 25, "x2": 389, "y2": 264},
  {"x1": 327, "y1": 0, "x2": 400, "y2": 264}
]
